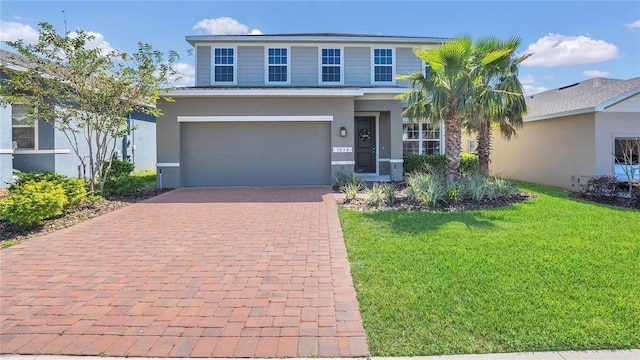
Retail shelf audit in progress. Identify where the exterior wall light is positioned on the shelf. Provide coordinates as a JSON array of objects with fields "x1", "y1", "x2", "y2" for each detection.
[{"x1": 340, "y1": 127, "x2": 347, "y2": 137}]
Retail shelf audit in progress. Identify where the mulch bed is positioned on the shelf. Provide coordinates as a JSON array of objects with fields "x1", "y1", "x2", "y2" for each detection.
[{"x1": 0, "y1": 188, "x2": 170, "y2": 245}]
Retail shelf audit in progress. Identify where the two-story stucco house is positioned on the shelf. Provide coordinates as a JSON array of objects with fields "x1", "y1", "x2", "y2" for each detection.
[{"x1": 156, "y1": 33, "x2": 446, "y2": 187}]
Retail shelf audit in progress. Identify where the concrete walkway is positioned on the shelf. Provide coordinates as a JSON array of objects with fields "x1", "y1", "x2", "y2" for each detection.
[{"x1": 0, "y1": 187, "x2": 367, "y2": 357}]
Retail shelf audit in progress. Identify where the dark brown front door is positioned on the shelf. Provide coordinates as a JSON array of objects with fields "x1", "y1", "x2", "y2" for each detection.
[{"x1": 355, "y1": 116, "x2": 376, "y2": 173}]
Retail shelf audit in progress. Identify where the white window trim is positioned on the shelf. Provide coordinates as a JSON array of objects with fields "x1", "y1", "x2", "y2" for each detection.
[
  {"x1": 402, "y1": 118, "x2": 444, "y2": 155},
  {"x1": 265, "y1": 46, "x2": 291, "y2": 85},
  {"x1": 12, "y1": 104, "x2": 38, "y2": 151},
  {"x1": 211, "y1": 46, "x2": 237, "y2": 85},
  {"x1": 371, "y1": 47, "x2": 396, "y2": 85},
  {"x1": 318, "y1": 47, "x2": 344, "y2": 85}
]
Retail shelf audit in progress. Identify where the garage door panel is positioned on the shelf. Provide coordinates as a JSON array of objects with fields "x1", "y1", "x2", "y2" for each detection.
[{"x1": 182, "y1": 122, "x2": 331, "y2": 186}]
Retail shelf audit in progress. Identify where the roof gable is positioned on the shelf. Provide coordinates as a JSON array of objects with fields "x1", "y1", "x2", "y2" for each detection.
[{"x1": 525, "y1": 77, "x2": 640, "y2": 121}]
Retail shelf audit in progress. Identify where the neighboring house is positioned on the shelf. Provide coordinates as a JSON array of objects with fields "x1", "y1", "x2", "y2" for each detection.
[
  {"x1": 156, "y1": 33, "x2": 447, "y2": 187},
  {"x1": 0, "y1": 49, "x2": 157, "y2": 188},
  {"x1": 484, "y1": 77, "x2": 640, "y2": 190}
]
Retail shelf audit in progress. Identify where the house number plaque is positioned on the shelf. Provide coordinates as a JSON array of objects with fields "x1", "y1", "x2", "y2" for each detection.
[{"x1": 333, "y1": 147, "x2": 353, "y2": 153}]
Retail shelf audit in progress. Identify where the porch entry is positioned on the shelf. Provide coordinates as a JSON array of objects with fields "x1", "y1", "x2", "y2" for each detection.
[{"x1": 355, "y1": 116, "x2": 376, "y2": 173}]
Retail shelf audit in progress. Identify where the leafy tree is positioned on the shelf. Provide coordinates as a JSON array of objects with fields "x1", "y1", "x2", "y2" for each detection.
[
  {"x1": 400, "y1": 36, "x2": 529, "y2": 182},
  {"x1": 0, "y1": 22, "x2": 178, "y2": 194}
]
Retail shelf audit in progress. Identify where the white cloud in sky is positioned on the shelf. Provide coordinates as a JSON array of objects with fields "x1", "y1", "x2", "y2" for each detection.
[
  {"x1": 625, "y1": 20, "x2": 640, "y2": 29},
  {"x1": 523, "y1": 33, "x2": 618, "y2": 67},
  {"x1": 583, "y1": 69, "x2": 611, "y2": 77},
  {"x1": 67, "y1": 30, "x2": 116, "y2": 53},
  {"x1": 519, "y1": 74, "x2": 549, "y2": 95},
  {"x1": 193, "y1": 17, "x2": 262, "y2": 35},
  {"x1": 0, "y1": 20, "x2": 39, "y2": 44},
  {"x1": 171, "y1": 62, "x2": 195, "y2": 86}
]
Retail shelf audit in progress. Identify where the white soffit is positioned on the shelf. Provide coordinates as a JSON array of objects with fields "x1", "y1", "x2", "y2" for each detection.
[
  {"x1": 165, "y1": 88, "x2": 364, "y2": 97},
  {"x1": 178, "y1": 115, "x2": 334, "y2": 122}
]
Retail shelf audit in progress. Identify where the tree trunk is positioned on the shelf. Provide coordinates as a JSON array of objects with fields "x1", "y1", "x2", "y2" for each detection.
[
  {"x1": 445, "y1": 104, "x2": 462, "y2": 184},
  {"x1": 476, "y1": 121, "x2": 492, "y2": 177}
]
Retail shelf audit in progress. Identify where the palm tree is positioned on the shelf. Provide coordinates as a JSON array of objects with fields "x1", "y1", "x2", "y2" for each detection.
[
  {"x1": 465, "y1": 37, "x2": 530, "y2": 177},
  {"x1": 401, "y1": 36, "x2": 529, "y2": 182},
  {"x1": 400, "y1": 36, "x2": 474, "y2": 184}
]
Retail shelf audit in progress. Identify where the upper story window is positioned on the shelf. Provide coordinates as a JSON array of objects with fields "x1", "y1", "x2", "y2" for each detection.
[
  {"x1": 266, "y1": 47, "x2": 289, "y2": 84},
  {"x1": 12, "y1": 104, "x2": 36, "y2": 150},
  {"x1": 373, "y1": 48, "x2": 394, "y2": 84},
  {"x1": 320, "y1": 48, "x2": 342, "y2": 84},
  {"x1": 213, "y1": 47, "x2": 235, "y2": 84}
]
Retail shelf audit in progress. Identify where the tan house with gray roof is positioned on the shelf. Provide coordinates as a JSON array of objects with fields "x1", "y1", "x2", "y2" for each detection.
[{"x1": 485, "y1": 77, "x2": 640, "y2": 190}]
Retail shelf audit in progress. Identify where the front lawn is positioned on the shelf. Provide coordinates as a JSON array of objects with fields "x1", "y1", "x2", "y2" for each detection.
[{"x1": 339, "y1": 182, "x2": 640, "y2": 356}]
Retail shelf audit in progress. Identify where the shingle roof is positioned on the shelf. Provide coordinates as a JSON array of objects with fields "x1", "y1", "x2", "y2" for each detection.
[
  {"x1": 0, "y1": 49, "x2": 35, "y2": 70},
  {"x1": 525, "y1": 77, "x2": 640, "y2": 120}
]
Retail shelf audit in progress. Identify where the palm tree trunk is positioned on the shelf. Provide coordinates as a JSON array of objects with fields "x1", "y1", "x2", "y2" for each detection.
[
  {"x1": 445, "y1": 104, "x2": 462, "y2": 184},
  {"x1": 476, "y1": 121, "x2": 492, "y2": 177}
]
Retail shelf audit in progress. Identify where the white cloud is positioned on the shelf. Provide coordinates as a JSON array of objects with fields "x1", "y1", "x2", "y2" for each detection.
[
  {"x1": 193, "y1": 17, "x2": 262, "y2": 35},
  {"x1": 583, "y1": 69, "x2": 611, "y2": 77},
  {"x1": 67, "y1": 30, "x2": 116, "y2": 53},
  {"x1": 171, "y1": 62, "x2": 195, "y2": 86},
  {"x1": 519, "y1": 74, "x2": 548, "y2": 96},
  {"x1": 523, "y1": 33, "x2": 618, "y2": 67},
  {"x1": 626, "y1": 20, "x2": 640, "y2": 29},
  {"x1": 0, "y1": 20, "x2": 39, "y2": 44}
]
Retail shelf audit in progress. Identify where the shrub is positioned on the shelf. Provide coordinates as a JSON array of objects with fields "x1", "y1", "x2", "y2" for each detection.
[
  {"x1": 460, "y1": 153, "x2": 479, "y2": 176},
  {"x1": 103, "y1": 158, "x2": 134, "y2": 181},
  {"x1": 403, "y1": 154, "x2": 446, "y2": 175},
  {"x1": 10, "y1": 171, "x2": 86, "y2": 208},
  {"x1": 580, "y1": 175, "x2": 620, "y2": 198},
  {"x1": 0, "y1": 181, "x2": 67, "y2": 226},
  {"x1": 365, "y1": 183, "x2": 384, "y2": 206},
  {"x1": 104, "y1": 175, "x2": 147, "y2": 195},
  {"x1": 407, "y1": 173, "x2": 447, "y2": 207},
  {"x1": 382, "y1": 183, "x2": 397, "y2": 205},
  {"x1": 333, "y1": 171, "x2": 365, "y2": 190},
  {"x1": 446, "y1": 183, "x2": 463, "y2": 204},
  {"x1": 342, "y1": 182, "x2": 362, "y2": 204},
  {"x1": 461, "y1": 175, "x2": 486, "y2": 201},
  {"x1": 59, "y1": 178, "x2": 87, "y2": 207}
]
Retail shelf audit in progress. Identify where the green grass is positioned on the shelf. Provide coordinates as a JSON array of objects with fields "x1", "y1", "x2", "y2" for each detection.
[
  {"x1": 131, "y1": 170, "x2": 156, "y2": 189},
  {"x1": 339, "y1": 182, "x2": 640, "y2": 356}
]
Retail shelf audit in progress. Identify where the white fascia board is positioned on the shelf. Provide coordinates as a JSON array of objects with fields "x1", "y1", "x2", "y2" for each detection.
[
  {"x1": 12, "y1": 149, "x2": 71, "y2": 155},
  {"x1": 178, "y1": 115, "x2": 333, "y2": 123},
  {"x1": 524, "y1": 107, "x2": 595, "y2": 122},
  {"x1": 361, "y1": 87, "x2": 407, "y2": 94},
  {"x1": 186, "y1": 35, "x2": 448, "y2": 46},
  {"x1": 595, "y1": 87, "x2": 640, "y2": 111},
  {"x1": 164, "y1": 88, "x2": 364, "y2": 97}
]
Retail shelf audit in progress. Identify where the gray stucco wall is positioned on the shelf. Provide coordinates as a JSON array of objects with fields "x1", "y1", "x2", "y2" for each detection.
[
  {"x1": 123, "y1": 112, "x2": 156, "y2": 172},
  {"x1": 157, "y1": 96, "x2": 356, "y2": 188}
]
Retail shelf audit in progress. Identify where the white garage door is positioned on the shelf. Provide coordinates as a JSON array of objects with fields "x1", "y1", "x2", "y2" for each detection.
[{"x1": 181, "y1": 121, "x2": 331, "y2": 186}]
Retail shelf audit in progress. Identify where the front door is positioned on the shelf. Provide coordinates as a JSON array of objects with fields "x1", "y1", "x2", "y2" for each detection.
[{"x1": 355, "y1": 116, "x2": 376, "y2": 173}]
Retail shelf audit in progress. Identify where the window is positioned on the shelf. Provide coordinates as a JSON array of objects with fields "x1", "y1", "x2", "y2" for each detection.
[
  {"x1": 213, "y1": 48, "x2": 235, "y2": 83},
  {"x1": 12, "y1": 104, "x2": 36, "y2": 150},
  {"x1": 320, "y1": 48, "x2": 342, "y2": 84},
  {"x1": 402, "y1": 119, "x2": 442, "y2": 155},
  {"x1": 373, "y1": 48, "x2": 394, "y2": 83},
  {"x1": 266, "y1": 47, "x2": 289, "y2": 83},
  {"x1": 614, "y1": 137, "x2": 640, "y2": 180}
]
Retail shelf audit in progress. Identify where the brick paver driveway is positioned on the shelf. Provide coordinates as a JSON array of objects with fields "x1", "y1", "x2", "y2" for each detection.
[{"x1": 0, "y1": 187, "x2": 368, "y2": 357}]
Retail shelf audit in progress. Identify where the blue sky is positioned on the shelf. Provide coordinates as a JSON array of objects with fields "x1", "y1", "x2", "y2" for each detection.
[{"x1": 1, "y1": 0, "x2": 639, "y2": 94}]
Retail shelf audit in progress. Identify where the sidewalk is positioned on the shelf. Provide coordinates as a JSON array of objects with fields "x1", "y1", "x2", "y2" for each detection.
[{"x1": 1, "y1": 349, "x2": 639, "y2": 360}]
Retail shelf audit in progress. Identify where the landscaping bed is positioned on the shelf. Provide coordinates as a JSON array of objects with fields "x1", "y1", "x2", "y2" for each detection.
[{"x1": 0, "y1": 188, "x2": 169, "y2": 246}]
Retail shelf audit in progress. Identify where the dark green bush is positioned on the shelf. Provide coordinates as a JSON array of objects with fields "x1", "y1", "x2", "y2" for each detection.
[
  {"x1": 0, "y1": 181, "x2": 67, "y2": 226},
  {"x1": 103, "y1": 159, "x2": 135, "y2": 181},
  {"x1": 104, "y1": 175, "x2": 147, "y2": 195},
  {"x1": 403, "y1": 154, "x2": 447, "y2": 175}
]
